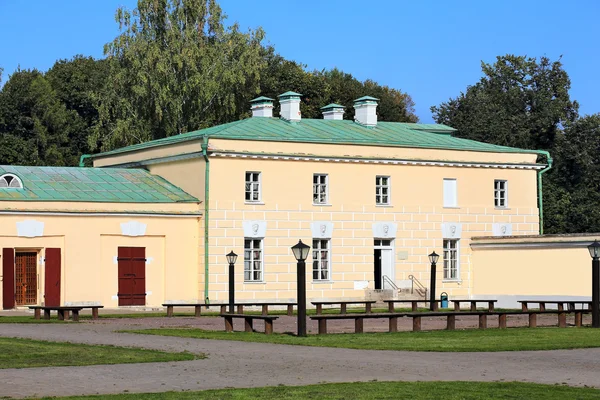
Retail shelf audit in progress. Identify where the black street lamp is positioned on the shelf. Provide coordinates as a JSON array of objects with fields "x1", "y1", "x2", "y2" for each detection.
[
  {"x1": 587, "y1": 240, "x2": 600, "y2": 328},
  {"x1": 291, "y1": 240, "x2": 311, "y2": 337},
  {"x1": 226, "y1": 251, "x2": 238, "y2": 314},
  {"x1": 428, "y1": 251, "x2": 440, "y2": 312}
]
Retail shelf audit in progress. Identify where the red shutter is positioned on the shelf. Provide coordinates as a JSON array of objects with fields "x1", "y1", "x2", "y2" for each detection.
[
  {"x1": 118, "y1": 247, "x2": 146, "y2": 306},
  {"x1": 44, "y1": 248, "x2": 61, "y2": 307},
  {"x1": 2, "y1": 248, "x2": 15, "y2": 309}
]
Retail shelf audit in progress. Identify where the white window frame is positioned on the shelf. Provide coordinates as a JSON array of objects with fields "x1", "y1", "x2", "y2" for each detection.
[
  {"x1": 443, "y1": 178, "x2": 457, "y2": 207},
  {"x1": 313, "y1": 174, "x2": 329, "y2": 205},
  {"x1": 312, "y1": 239, "x2": 330, "y2": 281},
  {"x1": 375, "y1": 175, "x2": 391, "y2": 205},
  {"x1": 244, "y1": 238, "x2": 263, "y2": 282},
  {"x1": 0, "y1": 173, "x2": 23, "y2": 189},
  {"x1": 494, "y1": 179, "x2": 508, "y2": 208},
  {"x1": 245, "y1": 171, "x2": 262, "y2": 203},
  {"x1": 443, "y1": 239, "x2": 460, "y2": 281}
]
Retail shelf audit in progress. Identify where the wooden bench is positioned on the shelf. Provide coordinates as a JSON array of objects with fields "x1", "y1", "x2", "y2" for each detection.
[
  {"x1": 234, "y1": 302, "x2": 296, "y2": 316},
  {"x1": 310, "y1": 309, "x2": 592, "y2": 334},
  {"x1": 221, "y1": 314, "x2": 279, "y2": 335},
  {"x1": 311, "y1": 300, "x2": 377, "y2": 315},
  {"x1": 28, "y1": 305, "x2": 104, "y2": 321},
  {"x1": 518, "y1": 300, "x2": 592, "y2": 312},
  {"x1": 163, "y1": 303, "x2": 229, "y2": 317},
  {"x1": 384, "y1": 299, "x2": 440, "y2": 312},
  {"x1": 451, "y1": 299, "x2": 497, "y2": 311}
]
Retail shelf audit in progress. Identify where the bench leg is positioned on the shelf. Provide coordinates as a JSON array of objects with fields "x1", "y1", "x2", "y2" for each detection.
[
  {"x1": 318, "y1": 319, "x2": 327, "y2": 334},
  {"x1": 34, "y1": 309, "x2": 41, "y2": 320},
  {"x1": 558, "y1": 312, "x2": 567, "y2": 328},
  {"x1": 388, "y1": 302, "x2": 395, "y2": 312},
  {"x1": 72, "y1": 310, "x2": 79, "y2": 322},
  {"x1": 529, "y1": 313, "x2": 537, "y2": 328},
  {"x1": 354, "y1": 318, "x2": 363, "y2": 333},
  {"x1": 194, "y1": 306, "x2": 202, "y2": 317},
  {"x1": 522, "y1": 303, "x2": 528, "y2": 312},
  {"x1": 220, "y1": 305, "x2": 226, "y2": 314},
  {"x1": 411, "y1": 302, "x2": 417, "y2": 312},
  {"x1": 167, "y1": 305, "x2": 174, "y2": 317},
  {"x1": 224, "y1": 316, "x2": 233, "y2": 332},
  {"x1": 575, "y1": 311, "x2": 583, "y2": 327},
  {"x1": 499, "y1": 314, "x2": 507, "y2": 329},
  {"x1": 237, "y1": 305, "x2": 244, "y2": 314},
  {"x1": 244, "y1": 317, "x2": 253, "y2": 332},
  {"x1": 488, "y1": 301, "x2": 495, "y2": 312},
  {"x1": 316, "y1": 304, "x2": 322, "y2": 315},
  {"x1": 44, "y1": 309, "x2": 51, "y2": 320},
  {"x1": 558, "y1": 303, "x2": 564, "y2": 312},
  {"x1": 568, "y1": 303, "x2": 575, "y2": 312},
  {"x1": 478, "y1": 314, "x2": 487, "y2": 329},
  {"x1": 454, "y1": 301, "x2": 460, "y2": 311},
  {"x1": 341, "y1": 304, "x2": 347, "y2": 314},
  {"x1": 470, "y1": 302, "x2": 476, "y2": 312},
  {"x1": 287, "y1": 305, "x2": 293, "y2": 316},
  {"x1": 389, "y1": 316, "x2": 398, "y2": 332},
  {"x1": 65, "y1": 310, "x2": 70, "y2": 320},
  {"x1": 92, "y1": 308, "x2": 99, "y2": 320},
  {"x1": 540, "y1": 302, "x2": 546, "y2": 311},
  {"x1": 58, "y1": 310, "x2": 65, "y2": 321},
  {"x1": 365, "y1": 303, "x2": 372, "y2": 313},
  {"x1": 261, "y1": 305, "x2": 268, "y2": 316},
  {"x1": 264, "y1": 319, "x2": 273, "y2": 335},
  {"x1": 413, "y1": 316, "x2": 421, "y2": 332},
  {"x1": 447, "y1": 314, "x2": 456, "y2": 330},
  {"x1": 433, "y1": 302, "x2": 439, "y2": 311}
]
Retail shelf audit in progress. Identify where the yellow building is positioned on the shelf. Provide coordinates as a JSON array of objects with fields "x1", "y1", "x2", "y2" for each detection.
[{"x1": 2, "y1": 93, "x2": 591, "y2": 310}]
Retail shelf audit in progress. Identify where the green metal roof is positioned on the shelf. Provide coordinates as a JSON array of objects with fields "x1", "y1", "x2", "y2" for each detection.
[
  {"x1": 278, "y1": 91, "x2": 302, "y2": 97},
  {"x1": 250, "y1": 96, "x2": 274, "y2": 102},
  {"x1": 320, "y1": 103, "x2": 345, "y2": 110},
  {"x1": 0, "y1": 165, "x2": 198, "y2": 203},
  {"x1": 354, "y1": 96, "x2": 379, "y2": 102},
  {"x1": 93, "y1": 117, "x2": 543, "y2": 159}
]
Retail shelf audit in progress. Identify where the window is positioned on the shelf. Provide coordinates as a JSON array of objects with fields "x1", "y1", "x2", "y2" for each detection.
[
  {"x1": 494, "y1": 180, "x2": 507, "y2": 208},
  {"x1": 443, "y1": 239, "x2": 459, "y2": 280},
  {"x1": 312, "y1": 239, "x2": 330, "y2": 280},
  {"x1": 376, "y1": 176, "x2": 390, "y2": 205},
  {"x1": 245, "y1": 172, "x2": 261, "y2": 202},
  {"x1": 313, "y1": 174, "x2": 328, "y2": 204},
  {"x1": 443, "y1": 178, "x2": 457, "y2": 207},
  {"x1": 244, "y1": 239, "x2": 263, "y2": 281},
  {"x1": 0, "y1": 174, "x2": 22, "y2": 188},
  {"x1": 374, "y1": 239, "x2": 392, "y2": 247}
]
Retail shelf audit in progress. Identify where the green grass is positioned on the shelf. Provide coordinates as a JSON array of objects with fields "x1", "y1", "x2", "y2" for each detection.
[
  {"x1": 124, "y1": 326, "x2": 600, "y2": 352},
  {"x1": 35, "y1": 381, "x2": 600, "y2": 399},
  {"x1": 0, "y1": 337, "x2": 203, "y2": 369}
]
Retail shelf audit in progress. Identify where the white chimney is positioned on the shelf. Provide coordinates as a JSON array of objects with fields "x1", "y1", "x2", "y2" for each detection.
[
  {"x1": 278, "y1": 91, "x2": 302, "y2": 122},
  {"x1": 321, "y1": 103, "x2": 345, "y2": 120},
  {"x1": 353, "y1": 96, "x2": 379, "y2": 127},
  {"x1": 250, "y1": 96, "x2": 274, "y2": 117}
]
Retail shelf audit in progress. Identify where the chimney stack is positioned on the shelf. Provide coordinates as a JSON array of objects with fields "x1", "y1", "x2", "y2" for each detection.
[
  {"x1": 321, "y1": 103, "x2": 345, "y2": 120},
  {"x1": 353, "y1": 96, "x2": 379, "y2": 127},
  {"x1": 250, "y1": 96, "x2": 274, "y2": 118},
  {"x1": 278, "y1": 91, "x2": 302, "y2": 122}
]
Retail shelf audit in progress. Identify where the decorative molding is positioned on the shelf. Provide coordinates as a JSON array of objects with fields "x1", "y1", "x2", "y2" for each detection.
[
  {"x1": 120, "y1": 221, "x2": 147, "y2": 237},
  {"x1": 310, "y1": 222, "x2": 334, "y2": 239},
  {"x1": 242, "y1": 220, "x2": 267, "y2": 238},
  {"x1": 211, "y1": 152, "x2": 545, "y2": 170},
  {"x1": 441, "y1": 222, "x2": 462, "y2": 239},
  {"x1": 354, "y1": 281, "x2": 369, "y2": 290},
  {"x1": 0, "y1": 210, "x2": 201, "y2": 218},
  {"x1": 471, "y1": 241, "x2": 591, "y2": 250},
  {"x1": 372, "y1": 222, "x2": 398, "y2": 238},
  {"x1": 16, "y1": 219, "x2": 44, "y2": 238},
  {"x1": 492, "y1": 223, "x2": 513, "y2": 236}
]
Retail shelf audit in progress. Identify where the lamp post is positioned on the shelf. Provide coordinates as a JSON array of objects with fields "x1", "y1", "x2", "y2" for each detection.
[
  {"x1": 291, "y1": 240, "x2": 311, "y2": 337},
  {"x1": 428, "y1": 251, "x2": 440, "y2": 312},
  {"x1": 587, "y1": 240, "x2": 600, "y2": 328},
  {"x1": 226, "y1": 251, "x2": 238, "y2": 314}
]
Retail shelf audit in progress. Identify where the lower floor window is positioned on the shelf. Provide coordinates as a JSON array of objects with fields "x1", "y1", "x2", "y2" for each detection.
[
  {"x1": 443, "y1": 239, "x2": 459, "y2": 280},
  {"x1": 312, "y1": 239, "x2": 330, "y2": 280},
  {"x1": 244, "y1": 239, "x2": 263, "y2": 281}
]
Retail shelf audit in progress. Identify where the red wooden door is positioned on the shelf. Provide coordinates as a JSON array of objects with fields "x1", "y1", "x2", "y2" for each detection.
[
  {"x1": 44, "y1": 248, "x2": 61, "y2": 307},
  {"x1": 15, "y1": 252, "x2": 37, "y2": 306},
  {"x1": 117, "y1": 247, "x2": 146, "y2": 306},
  {"x1": 2, "y1": 248, "x2": 15, "y2": 309}
]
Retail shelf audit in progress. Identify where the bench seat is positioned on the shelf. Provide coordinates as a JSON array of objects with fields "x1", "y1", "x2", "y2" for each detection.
[
  {"x1": 220, "y1": 313, "x2": 279, "y2": 335},
  {"x1": 28, "y1": 306, "x2": 103, "y2": 321}
]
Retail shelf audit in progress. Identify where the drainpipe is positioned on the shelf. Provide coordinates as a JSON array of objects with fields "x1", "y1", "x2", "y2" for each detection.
[
  {"x1": 201, "y1": 136, "x2": 210, "y2": 303},
  {"x1": 536, "y1": 150, "x2": 553, "y2": 235},
  {"x1": 79, "y1": 154, "x2": 92, "y2": 167}
]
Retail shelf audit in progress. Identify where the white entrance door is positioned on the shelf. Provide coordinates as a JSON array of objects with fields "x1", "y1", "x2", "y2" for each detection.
[{"x1": 375, "y1": 239, "x2": 394, "y2": 289}]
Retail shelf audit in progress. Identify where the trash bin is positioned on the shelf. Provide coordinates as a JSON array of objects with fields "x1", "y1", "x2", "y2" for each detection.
[{"x1": 440, "y1": 292, "x2": 449, "y2": 308}]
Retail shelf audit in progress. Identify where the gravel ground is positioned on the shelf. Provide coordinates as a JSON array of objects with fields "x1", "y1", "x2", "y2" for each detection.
[{"x1": 0, "y1": 312, "x2": 599, "y2": 398}]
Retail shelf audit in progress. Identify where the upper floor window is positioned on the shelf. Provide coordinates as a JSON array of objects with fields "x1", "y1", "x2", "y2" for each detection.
[
  {"x1": 443, "y1": 178, "x2": 457, "y2": 207},
  {"x1": 245, "y1": 172, "x2": 261, "y2": 202},
  {"x1": 313, "y1": 174, "x2": 328, "y2": 204},
  {"x1": 244, "y1": 238, "x2": 263, "y2": 282},
  {"x1": 0, "y1": 174, "x2": 22, "y2": 189},
  {"x1": 443, "y1": 239, "x2": 460, "y2": 280},
  {"x1": 312, "y1": 239, "x2": 330, "y2": 281},
  {"x1": 376, "y1": 176, "x2": 390, "y2": 205},
  {"x1": 494, "y1": 180, "x2": 508, "y2": 208}
]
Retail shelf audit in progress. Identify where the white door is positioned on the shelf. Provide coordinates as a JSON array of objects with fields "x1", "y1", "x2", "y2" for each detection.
[{"x1": 374, "y1": 239, "x2": 394, "y2": 289}]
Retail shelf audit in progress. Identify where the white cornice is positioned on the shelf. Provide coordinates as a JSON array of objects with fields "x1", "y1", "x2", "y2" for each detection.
[{"x1": 0, "y1": 210, "x2": 201, "y2": 218}]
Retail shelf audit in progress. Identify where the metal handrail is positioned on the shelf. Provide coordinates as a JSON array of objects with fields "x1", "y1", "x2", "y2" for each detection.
[
  {"x1": 382, "y1": 275, "x2": 399, "y2": 291},
  {"x1": 408, "y1": 274, "x2": 428, "y2": 299}
]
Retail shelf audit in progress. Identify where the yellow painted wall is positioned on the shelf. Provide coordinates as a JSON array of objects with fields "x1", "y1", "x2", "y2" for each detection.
[
  {"x1": 0, "y1": 213, "x2": 200, "y2": 309},
  {"x1": 148, "y1": 159, "x2": 206, "y2": 202}
]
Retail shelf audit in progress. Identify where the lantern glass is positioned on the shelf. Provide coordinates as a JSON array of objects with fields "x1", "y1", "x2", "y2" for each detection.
[
  {"x1": 226, "y1": 251, "x2": 238, "y2": 265},
  {"x1": 588, "y1": 240, "x2": 600, "y2": 259},
  {"x1": 291, "y1": 240, "x2": 311, "y2": 262},
  {"x1": 428, "y1": 251, "x2": 439, "y2": 265}
]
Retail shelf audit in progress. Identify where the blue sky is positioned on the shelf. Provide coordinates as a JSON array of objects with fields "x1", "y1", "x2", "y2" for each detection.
[{"x1": 1, "y1": 0, "x2": 599, "y2": 123}]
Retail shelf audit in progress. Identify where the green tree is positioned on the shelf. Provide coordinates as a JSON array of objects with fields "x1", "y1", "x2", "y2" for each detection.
[{"x1": 92, "y1": 0, "x2": 266, "y2": 151}]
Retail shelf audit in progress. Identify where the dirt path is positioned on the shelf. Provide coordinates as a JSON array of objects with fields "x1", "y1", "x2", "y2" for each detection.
[{"x1": 0, "y1": 317, "x2": 599, "y2": 398}]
